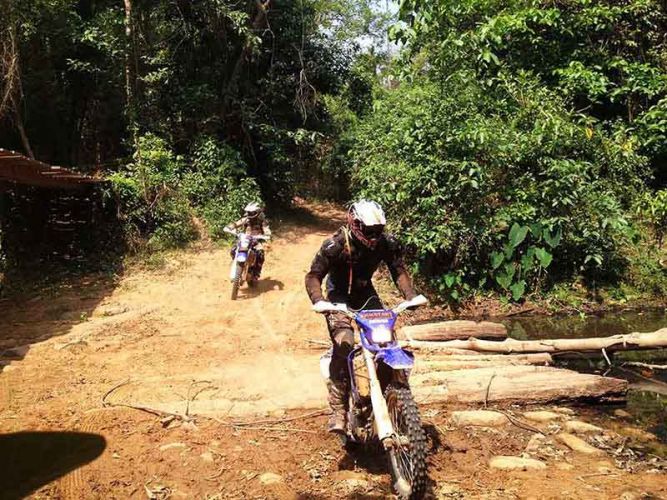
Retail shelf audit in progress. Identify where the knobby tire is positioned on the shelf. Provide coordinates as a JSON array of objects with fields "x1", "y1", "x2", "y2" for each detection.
[{"x1": 384, "y1": 384, "x2": 428, "y2": 499}]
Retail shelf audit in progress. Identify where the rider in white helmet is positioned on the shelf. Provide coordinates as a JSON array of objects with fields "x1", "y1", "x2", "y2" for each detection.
[
  {"x1": 304, "y1": 199, "x2": 418, "y2": 434},
  {"x1": 224, "y1": 202, "x2": 271, "y2": 279}
]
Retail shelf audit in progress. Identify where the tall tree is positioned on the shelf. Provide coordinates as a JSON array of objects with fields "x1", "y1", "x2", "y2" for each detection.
[{"x1": 0, "y1": 0, "x2": 34, "y2": 158}]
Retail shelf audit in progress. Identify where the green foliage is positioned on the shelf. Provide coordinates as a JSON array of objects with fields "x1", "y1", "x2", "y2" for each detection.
[
  {"x1": 396, "y1": 0, "x2": 667, "y2": 178},
  {"x1": 2, "y1": 0, "x2": 388, "y2": 259},
  {"x1": 106, "y1": 134, "x2": 262, "y2": 250},
  {"x1": 106, "y1": 135, "x2": 197, "y2": 251},
  {"x1": 1, "y1": 0, "x2": 380, "y2": 203},
  {"x1": 331, "y1": 0, "x2": 667, "y2": 304},
  {"x1": 351, "y1": 70, "x2": 650, "y2": 302},
  {"x1": 634, "y1": 190, "x2": 667, "y2": 247}
]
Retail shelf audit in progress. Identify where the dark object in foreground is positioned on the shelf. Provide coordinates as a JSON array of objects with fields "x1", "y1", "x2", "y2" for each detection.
[{"x1": 0, "y1": 431, "x2": 106, "y2": 499}]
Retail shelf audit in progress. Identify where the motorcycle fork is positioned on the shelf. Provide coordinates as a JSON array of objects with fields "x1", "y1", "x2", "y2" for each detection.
[
  {"x1": 230, "y1": 252, "x2": 243, "y2": 281},
  {"x1": 354, "y1": 319, "x2": 395, "y2": 447}
]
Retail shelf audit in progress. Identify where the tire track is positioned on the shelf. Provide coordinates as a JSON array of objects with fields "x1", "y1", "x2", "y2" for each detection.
[
  {"x1": 0, "y1": 371, "x2": 11, "y2": 414},
  {"x1": 58, "y1": 409, "x2": 108, "y2": 499}
]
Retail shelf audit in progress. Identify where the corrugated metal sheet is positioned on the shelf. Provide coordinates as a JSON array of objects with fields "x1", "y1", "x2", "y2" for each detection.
[{"x1": 0, "y1": 149, "x2": 101, "y2": 189}]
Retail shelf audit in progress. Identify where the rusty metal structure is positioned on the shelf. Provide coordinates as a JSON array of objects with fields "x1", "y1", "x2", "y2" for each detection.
[
  {"x1": 0, "y1": 149, "x2": 100, "y2": 190},
  {"x1": 0, "y1": 149, "x2": 119, "y2": 281}
]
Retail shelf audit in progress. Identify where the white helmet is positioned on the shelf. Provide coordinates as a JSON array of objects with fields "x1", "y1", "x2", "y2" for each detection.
[
  {"x1": 347, "y1": 199, "x2": 386, "y2": 248},
  {"x1": 244, "y1": 202, "x2": 263, "y2": 219}
]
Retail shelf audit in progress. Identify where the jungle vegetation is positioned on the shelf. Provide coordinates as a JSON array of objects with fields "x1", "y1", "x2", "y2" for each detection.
[{"x1": 0, "y1": 0, "x2": 665, "y2": 304}]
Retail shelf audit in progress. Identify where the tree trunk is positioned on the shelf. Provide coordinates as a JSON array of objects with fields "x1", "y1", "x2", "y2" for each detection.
[
  {"x1": 414, "y1": 353, "x2": 552, "y2": 372},
  {"x1": 224, "y1": 1, "x2": 270, "y2": 106},
  {"x1": 400, "y1": 320, "x2": 507, "y2": 342},
  {"x1": 406, "y1": 328, "x2": 667, "y2": 354},
  {"x1": 411, "y1": 365, "x2": 627, "y2": 405},
  {"x1": 0, "y1": 6, "x2": 34, "y2": 159},
  {"x1": 15, "y1": 108, "x2": 34, "y2": 159},
  {"x1": 123, "y1": 0, "x2": 134, "y2": 114}
]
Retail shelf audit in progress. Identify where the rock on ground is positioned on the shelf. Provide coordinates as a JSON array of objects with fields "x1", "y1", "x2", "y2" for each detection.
[
  {"x1": 621, "y1": 426, "x2": 658, "y2": 442},
  {"x1": 159, "y1": 442, "x2": 186, "y2": 452},
  {"x1": 523, "y1": 410, "x2": 565, "y2": 423},
  {"x1": 614, "y1": 409, "x2": 632, "y2": 419},
  {"x1": 557, "y1": 433, "x2": 604, "y2": 455},
  {"x1": 564, "y1": 420, "x2": 603, "y2": 434},
  {"x1": 524, "y1": 434, "x2": 547, "y2": 454},
  {"x1": 332, "y1": 470, "x2": 370, "y2": 492},
  {"x1": 259, "y1": 472, "x2": 284, "y2": 486},
  {"x1": 552, "y1": 407, "x2": 576, "y2": 416},
  {"x1": 450, "y1": 410, "x2": 509, "y2": 427},
  {"x1": 489, "y1": 456, "x2": 547, "y2": 471}
]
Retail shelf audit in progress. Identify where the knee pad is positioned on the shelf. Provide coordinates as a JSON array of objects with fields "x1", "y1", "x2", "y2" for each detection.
[{"x1": 332, "y1": 329, "x2": 354, "y2": 356}]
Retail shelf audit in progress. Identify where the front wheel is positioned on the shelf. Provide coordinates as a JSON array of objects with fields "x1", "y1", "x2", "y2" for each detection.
[
  {"x1": 231, "y1": 263, "x2": 243, "y2": 300},
  {"x1": 384, "y1": 385, "x2": 428, "y2": 499}
]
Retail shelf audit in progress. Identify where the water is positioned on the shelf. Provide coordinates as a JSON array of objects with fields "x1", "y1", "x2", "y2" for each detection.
[
  {"x1": 501, "y1": 308, "x2": 667, "y2": 341},
  {"x1": 502, "y1": 308, "x2": 667, "y2": 453}
]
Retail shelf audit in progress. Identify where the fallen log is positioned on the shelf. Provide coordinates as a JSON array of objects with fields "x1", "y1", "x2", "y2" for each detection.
[
  {"x1": 398, "y1": 342, "x2": 479, "y2": 355},
  {"x1": 412, "y1": 365, "x2": 627, "y2": 405},
  {"x1": 622, "y1": 361, "x2": 667, "y2": 371},
  {"x1": 415, "y1": 353, "x2": 552, "y2": 372},
  {"x1": 407, "y1": 328, "x2": 667, "y2": 354},
  {"x1": 400, "y1": 320, "x2": 507, "y2": 341}
]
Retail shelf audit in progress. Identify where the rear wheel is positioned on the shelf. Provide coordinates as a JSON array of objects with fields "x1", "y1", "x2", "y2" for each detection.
[
  {"x1": 384, "y1": 385, "x2": 428, "y2": 499},
  {"x1": 231, "y1": 263, "x2": 243, "y2": 300}
]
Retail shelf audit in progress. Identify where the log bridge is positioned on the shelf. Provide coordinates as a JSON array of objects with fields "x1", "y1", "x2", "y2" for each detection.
[{"x1": 397, "y1": 321, "x2": 667, "y2": 405}]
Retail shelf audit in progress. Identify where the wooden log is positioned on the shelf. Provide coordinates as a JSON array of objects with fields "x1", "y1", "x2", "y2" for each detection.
[
  {"x1": 397, "y1": 341, "x2": 479, "y2": 355},
  {"x1": 412, "y1": 365, "x2": 627, "y2": 405},
  {"x1": 407, "y1": 328, "x2": 667, "y2": 354},
  {"x1": 400, "y1": 320, "x2": 507, "y2": 341},
  {"x1": 415, "y1": 353, "x2": 552, "y2": 372}
]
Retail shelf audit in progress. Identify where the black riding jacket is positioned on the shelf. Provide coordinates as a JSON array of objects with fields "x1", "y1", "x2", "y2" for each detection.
[{"x1": 305, "y1": 228, "x2": 417, "y2": 305}]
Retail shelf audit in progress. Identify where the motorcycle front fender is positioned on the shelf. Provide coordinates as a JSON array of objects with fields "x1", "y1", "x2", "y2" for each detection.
[
  {"x1": 377, "y1": 348, "x2": 414, "y2": 370},
  {"x1": 230, "y1": 259, "x2": 245, "y2": 281}
]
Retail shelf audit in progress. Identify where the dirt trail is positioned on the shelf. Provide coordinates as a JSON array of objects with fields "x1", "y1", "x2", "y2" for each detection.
[
  {"x1": 1, "y1": 201, "x2": 666, "y2": 499},
  {"x1": 1, "y1": 202, "x2": 342, "y2": 421}
]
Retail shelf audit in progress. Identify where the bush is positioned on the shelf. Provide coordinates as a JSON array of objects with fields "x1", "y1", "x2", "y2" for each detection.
[
  {"x1": 351, "y1": 74, "x2": 649, "y2": 302},
  {"x1": 182, "y1": 138, "x2": 262, "y2": 239},
  {"x1": 634, "y1": 189, "x2": 667, "y2": 248},
  {"x1": 106, "y1": 134, "x2": 196, "y2": 250},
  {"x1": 107, "y1": 134, "x2": 263, "y2": 251}
]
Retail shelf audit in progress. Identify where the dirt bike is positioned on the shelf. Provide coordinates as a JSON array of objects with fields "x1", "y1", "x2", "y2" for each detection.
[
  {"x1": 314, "y1": 294, "x2": 429, "y2": 499},
  {"x1": 227, "y1": 232, "x2": 269, "y2": 300}
]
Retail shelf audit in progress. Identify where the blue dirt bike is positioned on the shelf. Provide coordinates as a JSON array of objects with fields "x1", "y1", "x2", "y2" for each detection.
[
  {"x1": 314, "y1": 294, "x2": 429, "y2": 499},
  {"x1": 226, "y1": 232, "x2": 269, "y2": 300}
]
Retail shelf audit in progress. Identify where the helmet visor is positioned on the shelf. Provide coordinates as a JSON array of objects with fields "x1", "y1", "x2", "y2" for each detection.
[{"x1": 362, "y1": 224, "x2": 384, "y2": 241}]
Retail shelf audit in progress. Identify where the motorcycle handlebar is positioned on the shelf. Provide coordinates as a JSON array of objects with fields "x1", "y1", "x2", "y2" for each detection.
[
  {"x1": 312, "y1": 295, "x2": 428, "y2": 317},
  {"x1": 226, "y1": 230, "x2": 270, "y2": 241}
]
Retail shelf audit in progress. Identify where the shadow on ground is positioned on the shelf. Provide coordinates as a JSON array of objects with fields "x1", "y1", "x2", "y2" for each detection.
[
  {"x1": 0, "y1": 270, "x2": 122, "y2": 372},
  {"x1": 272, "y1": 201, "x2": 345, "y2": 244},
  {"x1": 0, "y1": 184, "x2": 126, "y2": 372},
  {"x1": 244, "y1": 278, "x2": 286, "y2": 297},
  {"x1": 0, "y1": 431, "x2": 106, "y2": 499}
]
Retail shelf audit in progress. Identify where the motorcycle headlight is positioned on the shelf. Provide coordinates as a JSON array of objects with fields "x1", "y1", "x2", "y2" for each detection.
[{"x1": 371, "y1": 327, "x2": 393, "y2": 344}]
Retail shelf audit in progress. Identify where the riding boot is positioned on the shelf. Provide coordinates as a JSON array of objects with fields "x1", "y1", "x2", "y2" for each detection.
[
  {"x1": 327, "y1": 380, "x2": 348, "y2": 434},
  {"x1": 253, "y1": 251, "x2": 265, "y2": 279}
]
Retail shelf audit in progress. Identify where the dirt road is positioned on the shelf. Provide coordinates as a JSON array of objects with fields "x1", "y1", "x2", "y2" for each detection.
[{"x1": 1, "y1": 202, "x2": 665, "y2": 499}]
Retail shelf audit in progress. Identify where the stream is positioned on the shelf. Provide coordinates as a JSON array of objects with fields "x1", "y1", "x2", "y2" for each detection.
[{"x1": 502, "y1": 308, "x2": 667, "y2": 455}]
